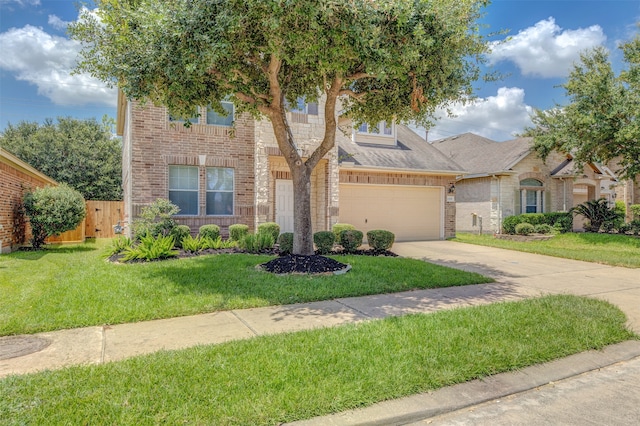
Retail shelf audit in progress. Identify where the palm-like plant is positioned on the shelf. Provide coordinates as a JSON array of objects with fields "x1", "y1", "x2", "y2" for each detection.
[{"x1": 571, "y1": 198, "x2": 619, "y2": 232}]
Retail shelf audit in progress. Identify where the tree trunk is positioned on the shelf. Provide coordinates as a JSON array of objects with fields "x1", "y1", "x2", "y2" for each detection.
[{"x1": 291, "y1": 163, "x2": 315, "y2": 255}]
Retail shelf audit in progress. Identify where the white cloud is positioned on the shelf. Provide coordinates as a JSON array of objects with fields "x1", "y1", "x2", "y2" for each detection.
[
  {"x1": 489, "y1": 18, "x2": 606, "y2": 78},
  {"x1": 0, "y1": 24, "x2": 116, "y2": 107},
  {"x1": 48, "y1": 15, "x2": 70, "y2": 31},
  {"x1": 419, "y1": 87, "x2": 534, "y2": 142},
  {"x1": 0, "y1": 0, "x2": 40, "y2": 6}
]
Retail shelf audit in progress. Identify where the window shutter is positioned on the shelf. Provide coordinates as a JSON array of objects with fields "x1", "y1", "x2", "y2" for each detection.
[{"x1": 514, "y1": 189, "x2": 521, "y2": 215}]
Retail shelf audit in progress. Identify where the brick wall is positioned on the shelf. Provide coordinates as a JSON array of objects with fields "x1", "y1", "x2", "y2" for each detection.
[
  {"x1": 0, "y1": 149, "x2": 57, "y2": 253},
  {"x1": 126, "y1": 102, "x2": 256, "y2": 236}
]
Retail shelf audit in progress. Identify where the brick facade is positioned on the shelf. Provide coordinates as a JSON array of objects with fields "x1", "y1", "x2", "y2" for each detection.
[
  {"x1": 123, "y1": 101, "x2": 256, "y2": 236},
  {"x1": 0, "y1": 149, "x2": 57, "y2": 253},
  {"x1": 121, "y1": 97, "x2": 456, "y2": 240}
]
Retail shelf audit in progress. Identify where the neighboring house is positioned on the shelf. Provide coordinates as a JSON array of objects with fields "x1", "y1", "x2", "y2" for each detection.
[
  {"x1": 0, "y1": 147, "x2": 57, "y2": 253},
  {"x1": 116, "y1": 93, "x2": 462, "y2": 241},
  {"x1": 431, "y1": 133, "x2": 618, "y2": 233}
]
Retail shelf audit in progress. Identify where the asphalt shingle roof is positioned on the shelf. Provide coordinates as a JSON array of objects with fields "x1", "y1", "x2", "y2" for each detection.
[
  {"x1": 338, "y1": 125, "x2": 465, "y2": 173},
  {"x1": 431, "y1": 133, "x2": 532, "y2": 175}
]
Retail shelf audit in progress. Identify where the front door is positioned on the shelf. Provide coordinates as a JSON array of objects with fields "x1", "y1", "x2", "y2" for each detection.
[{"x1": 275, "y1": 180, "x2": 294, "y2": 233}]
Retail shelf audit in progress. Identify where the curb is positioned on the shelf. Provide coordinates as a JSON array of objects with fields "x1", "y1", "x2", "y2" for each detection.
[{"x1": 287, "y1": 340, "x2": 640, "y2": 426}]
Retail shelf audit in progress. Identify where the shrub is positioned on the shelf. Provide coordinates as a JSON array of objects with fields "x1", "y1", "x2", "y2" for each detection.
[
  {"x1": 229, "y1": 224, "x2": 249, "y2": 241},
  {"x1": 533, "y1": 224, "x2": 554, "y2": 235},
  {"x1": 366, "y1": 230, "x2": 395, "y2": 250},
  {"x1": 122, "y1": 235, "x2": 178, "y2": 261},
  {"x1": 278, "y1": 232, "x2": 294, "y2": 255},
  {"x1": 520, "y1": 213, "x2": 545, "y2": 226},
  {"x1": 617, "y1": 223, "x2": 631, "y2": 234},
  {"x1": 571, "y1": 198, "x2": 618, "y2": 233},
  {"x1": 515, "y1": 223, "x2": 535, "y2": 236},
  {"x1": 630, "y1": 204, "x2": 640, "y2": 220},
  {"x1": 547, "y1": 213, "x2": 573, "y2": 233},
  {"x1": 104, "y1": 235, "x2": 133, "y2": 257},
  {"x1": 630, "y1": 219, "x2": 640, "y2": 236},
  {"x1": 502, "y1": 215, "x2": 523, "y2": 234},
  {"x1": 504, "y1": 212, "x2": 573, "y2": 234},
  {"x1": 132, "y1": 198, "x2": 179, "y2": 239},
  {"x1": 23, "y1": 183, "x2": 86, "y2": 249},
  {"x1": 170, "y1": 225, "x2": 191, "y2": 248},
  {"x1": 239, "y1": 232, "x2": 274, "y2": 253},
  {"x1": 199, "y1": 224, "x2": 220, "y2": 241},
  {"x1": 332, "y1": 223, "x2": 355, "y2": 241},
  {"x1": 313, "y1": 231, "x2": 335, "y2": 255},
  {"x1": 180, "y1": 234, "x2": 202, "y2": 253},
  {"x1": 339, "y1": 229, "x2": 363, "y2": 253},
  {"x1": 258, "y1": 222, "x2": 280, "y2": 242},
  {"x1": 201, "y1": 235, "x2": 236, "y2": 250}
]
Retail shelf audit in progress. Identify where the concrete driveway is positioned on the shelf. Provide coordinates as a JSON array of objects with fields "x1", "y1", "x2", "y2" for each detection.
[{"x1": 393, "y1": 240, "x2": 640, "y2": 333}]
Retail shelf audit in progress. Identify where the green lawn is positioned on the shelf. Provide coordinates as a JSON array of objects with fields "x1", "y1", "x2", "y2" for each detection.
[
  {"x1": 453, "y1": 232, "x2": 640, "y2": 268},
  {"x1": 0, "y1": 239, "x2": 492, "y2": 336},
  {"x1": 1, "y1": 295, "x2": 634, "y2": 425}
]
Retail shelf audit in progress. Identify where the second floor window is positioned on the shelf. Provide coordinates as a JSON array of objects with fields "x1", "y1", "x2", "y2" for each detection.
[
  {"x1": 289, "y1": 98, "x2": 319, "y2": 115},
  {"x1": 206, "y1": 101, "x2": 234, "y2": 127},
  {"x1": 357, "y1": 121, "x2": 393, "y2": 136}
]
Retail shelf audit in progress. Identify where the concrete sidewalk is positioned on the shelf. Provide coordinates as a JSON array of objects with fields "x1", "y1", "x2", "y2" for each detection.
[{"x1": 2, "y1": 240, "x2": 639, "y2": 424}]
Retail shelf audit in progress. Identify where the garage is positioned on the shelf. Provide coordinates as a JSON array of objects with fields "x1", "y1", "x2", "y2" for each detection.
[{"x1": 339, "y1": 184, "x2": 443, "y2": 241}]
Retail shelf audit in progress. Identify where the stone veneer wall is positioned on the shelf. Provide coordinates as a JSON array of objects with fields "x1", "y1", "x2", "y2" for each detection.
[
  {"x1": 125, "y1": 101, "x2": 256, "y2": 236},
  {"x1": 254, "y1": 100, "x2": 341, "y2": 233}
]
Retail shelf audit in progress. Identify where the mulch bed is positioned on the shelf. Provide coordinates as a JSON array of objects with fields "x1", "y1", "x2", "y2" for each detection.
[{"x1": 108, "y1": 247, "x2": 397, "y2": 274}]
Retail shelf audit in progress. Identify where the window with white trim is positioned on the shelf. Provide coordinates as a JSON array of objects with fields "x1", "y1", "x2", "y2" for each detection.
[
  {"x1": 357, "y1": 121, "x2": 393, "y2": 136},
  {"x1": 206, "y1": 167, "x2": 234, "y2": 215},
  {"x1": 520, "y1": 178, "x2": 544, "y2": 213},
  {"x1": 206, "y1": 101, "x2": 234, "y2": 126},
  {"x1": 169, "y1": 165, "x2": 199, "y2": 215},
  {"x1": 288, "y1": 98, "x2": 318, "y2": 115}
]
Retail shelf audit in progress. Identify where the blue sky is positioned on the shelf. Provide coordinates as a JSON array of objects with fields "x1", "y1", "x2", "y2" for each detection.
[{"x1": 1, "y1": 0, "x2": 639, "y2": 140}]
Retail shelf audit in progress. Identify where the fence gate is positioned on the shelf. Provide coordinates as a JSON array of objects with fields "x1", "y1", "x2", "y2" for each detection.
[{"x1": 85, "y1": 201, "x2": 124, "y2": 238}]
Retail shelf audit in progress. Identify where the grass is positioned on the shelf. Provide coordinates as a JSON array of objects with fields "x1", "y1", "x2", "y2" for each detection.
[
  {"x1": 453, "y1": 232, "x2": 640, "y2": 268},
  {"x1": 0, "y1": 295, "x2": 635, "y2": 425},
  {"x1": 0, "y1": 239, "x2": 492, "y2": 336}
]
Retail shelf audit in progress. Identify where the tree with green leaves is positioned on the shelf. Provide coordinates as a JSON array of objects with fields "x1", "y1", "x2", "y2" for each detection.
[
  {"x1": 0, "y1": 117, "x2": 122, "y2": 201},
  {"x1": 23, "y1": 184, "x2": 86, "y2": 249},
  {"x1": 524, "y1": 32, "x2": 640, "y2": 181},
  {"x1": 71, "y1": 0, "x2": 490, "y2": 255}
]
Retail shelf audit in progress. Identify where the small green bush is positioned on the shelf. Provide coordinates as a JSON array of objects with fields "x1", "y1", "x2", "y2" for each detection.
[
  {"x1": 366, "y1": 230, "x2": 395, "y2": 250},
  {"x1": 630, "y1": 219, "x2": 640, "y2": 236},
  {"x1": 515, "y1": 223, "x2": 535, "y2": 236},
  {"x1": 180, "y1": 234, "x2": 202, "y2": 253},
  {"x1": 313, "y1": 231, "x2": 335, "y2": 255},
  {"x1": 199, "y1": 224, "x2": 220, "y2": 241},
  {"x1": 258, "y1": 222, "x2": 280, "y2": 242},
  {"x1": 617, "y1": 223, "x2": 631, "y2": 234},
  {"x1": 278, "y1": 232, "x2": 294, "y2": 255},
  {"x1": 240, "y1": 233, "x2": 274, "y2": 253},
  {"x1": 332, "y1": 223, "x2": 355, "y2": 241},
  {"x1": 630, "y1": 204, "x2": 640, "y2": 220},
  {"x1": 104, "y1": 235, "x2": 133, "y2": 257},
  {"x1": 533, "y1": 224, "x2": 554, "y2": 235},
  {"x1": 201, "y1": 236, "x2": 236, "y2": 250},
  {"x1": 502, "y1": 215, "x2": 523, "y2": 234},
  {"x1": 339, "y1": 229, "x2": 363, "y2": 253},
  {"x1": 132, "y1": 198, "x2": 179, "y2": 239},
  {"x1": 23, "y1": 183, "x2": 86, "y2": 249},
  {"x1": 170, "y1": 225, "x2": 191, "y2": 248},
  {"x1": 122, "y1": 235, "x2": 178, "y2": 261},
  {"x1": 229, "y1": 224, "x2": 249, "y2": 241}
]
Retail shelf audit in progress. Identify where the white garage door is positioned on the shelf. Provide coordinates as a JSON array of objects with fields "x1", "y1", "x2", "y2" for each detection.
[{"x1": 339, "y1": 184, "x2": 443, "y2": 241}]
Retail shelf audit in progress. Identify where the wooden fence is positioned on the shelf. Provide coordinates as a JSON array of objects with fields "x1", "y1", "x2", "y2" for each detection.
[{"x1": 47, "y1": 200, "x2": 124, "y2": 243}]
